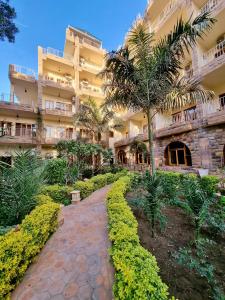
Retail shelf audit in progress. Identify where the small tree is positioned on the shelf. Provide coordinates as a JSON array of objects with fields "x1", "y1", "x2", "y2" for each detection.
[
  {"x1": 74, "y1": 97, "x2": 123, "y2": 144},
  {"x1": 0, "y1": 0, "x2": 18, "y2": 42}
]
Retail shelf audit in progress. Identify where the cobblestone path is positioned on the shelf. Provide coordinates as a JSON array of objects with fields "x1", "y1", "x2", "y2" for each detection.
[{"x1": 12, "y1": 185, "x2": 114, "y2": 300}]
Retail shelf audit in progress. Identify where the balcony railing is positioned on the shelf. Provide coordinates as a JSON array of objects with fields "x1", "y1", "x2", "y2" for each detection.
[
  {"x1": 201, "y1": 0, "x2": 220, "y2": 14},
  {"x1": 0, "y1": 93, "x2": 35, "y2": 110},
  {"x1": 44, "y1": 75, "x2": 74, "y2": 89},
  {"x1": 79, "y1": 59, "x2": 102, "y2": 73},
  {"x1": 172, "y1": 107, "x2": 198, "y2": 124},
  {"x1": 43, "y1": 47, "x2": 73, "y2": 61},
  {"x1": 79, "y1": 83, "x2": 104, "y2": 96},
  {"x1": 151, "y1": 0, "x2": 180, "y2": 31},
  {"x1": 0, "y1": 126, "x2": 36, "y2": 139},
  {"x1": 10, "y1": 64, "x2": 36, "y2": 79},
  {"x1": 202, "y1": 40, "x2": 225, "y2": 65}
]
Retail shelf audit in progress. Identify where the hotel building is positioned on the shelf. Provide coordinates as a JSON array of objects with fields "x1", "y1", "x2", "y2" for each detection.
[{"x1": 114, "y1": 0, "x2": 225, "y2": 173}]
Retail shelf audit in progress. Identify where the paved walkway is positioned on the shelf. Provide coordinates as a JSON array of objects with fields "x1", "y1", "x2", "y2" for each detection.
[{"x1": 12, "y1": 185, "x2": 114, "y2": 300}]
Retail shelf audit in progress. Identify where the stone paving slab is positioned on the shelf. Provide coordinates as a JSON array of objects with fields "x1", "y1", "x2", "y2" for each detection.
[{"x1": 12, "y1": 185, "x2": 114, "y2": 300}]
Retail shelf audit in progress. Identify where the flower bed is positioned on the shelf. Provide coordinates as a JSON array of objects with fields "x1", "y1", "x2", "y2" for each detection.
[
  {"x1": 0, "y1": 202, "x2": 60, "y2": 299},
  {"x1": 106, "y1": 176, "x2": 169, "y2": 300}
]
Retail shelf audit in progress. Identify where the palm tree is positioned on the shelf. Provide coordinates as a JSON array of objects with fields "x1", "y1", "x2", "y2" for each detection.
[
  {"x1": 102, "y1": 13, "x2": 215, "y2": 175},
  {"x1": 74, "y1": 97, "x2": 123, "y2": 145}
]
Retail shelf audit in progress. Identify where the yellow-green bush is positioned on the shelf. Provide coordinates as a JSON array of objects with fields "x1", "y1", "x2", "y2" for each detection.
[
  {"x1": 107, "y1": 176, "x2": 169, "y2": 300},
  {"x1": 89, "y1": 174, "x2": 108, "y2": 190},
  {"x1": 41, "y1": 185, "x2": 73, "y2": 206},
  {"x1": 34, "y1": 194, "x2": 53, "y2": 206},
  {"x1": 0, "y1": 202, "x2": 60, "y2": 299},
  {"x1": 73, "y1": 181, "x2": 95, "y2": 199}
]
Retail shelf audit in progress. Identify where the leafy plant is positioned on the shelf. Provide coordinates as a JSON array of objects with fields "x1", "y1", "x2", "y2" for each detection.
[
  {"x1": 131, "y1": 171, "x2": 166, "y2": 237},
  {"x1": 0, "y1": 0, "x2": 19, "y2": 43},
  {"x1": 0, "y1": 150, "x2": 44, "y2": 226},
  {"x1": 44, "y1": 158, "x2": 67, "y2": 184},
  {"x1": 174, "y1": 238, "x2": 225, "y2": 300}
]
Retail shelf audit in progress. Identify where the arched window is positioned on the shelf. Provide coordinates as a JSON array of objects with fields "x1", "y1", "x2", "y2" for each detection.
[
  {"x1": 165, "y1": 141, "x2": 192, "y2": 166},
  {"x1": 117, "y1": 150, "x2": 127, "y2": 164}
]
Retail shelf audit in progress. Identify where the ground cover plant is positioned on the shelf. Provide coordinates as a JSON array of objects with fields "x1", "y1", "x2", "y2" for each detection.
[{"x1": 127, "y1": 170, "x2": 225, "y2": 300}]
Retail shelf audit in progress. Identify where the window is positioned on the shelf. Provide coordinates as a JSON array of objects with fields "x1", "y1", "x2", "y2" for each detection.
[
  {"x1": 0, "y1": 122, "x2": 12, "y2": 136},
  {"x1": 219, "y1": 93, "x2": 225, "y2": 110},
  {"x1": 15, "y1": 123, "x2": 36, "y2": 137},
  {"x1": 165, "y1": 141, "x2": 192, "y2": 166}
]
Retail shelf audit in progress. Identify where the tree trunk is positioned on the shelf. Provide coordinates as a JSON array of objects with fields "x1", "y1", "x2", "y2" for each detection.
[{"x1": 147, "y1": 109, "x2": 155, "y2": 175}]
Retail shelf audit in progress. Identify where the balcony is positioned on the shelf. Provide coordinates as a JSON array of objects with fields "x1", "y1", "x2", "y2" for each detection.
[
  {"x1": 79, "y1": 59, "x2": 103, "y2": 74},
  {"x1": 43, "y1": 128, "x2": 76, "y2": 145},
  {"x1": 0, "y1": 93, "x2": 36, "y2": 112},
  {"x1": 43, "y1": 47, "x2": 73, "y2": 63},
  {"x1": 114, "y1": 133, "x2": 148, "y2": 148},
  {"x1": 44, "y1": 101, "x2": 73, "y2": 117},
  {"x1": 9, "y1": 65, "x2": 37, "y2": 82},
  {"x1": 201, "y1": 40, "x2": 225, "y2": 75},
  {"x1": 43, "y1": 74, "x2": 74, "y2": 91},
  {"x1": 79, "y1": 83, "x2": 105, "y2": 98},
  {"x1": 155, "y1": 107, "x2": 199, "y2": 138},
  {"x1": 0, "y1": 126, "x2": 37, "y2": 144},
  {"x1": 202, "y1": 96, "x2": 225, "y2": 126},
  {"x1": 151, "y1": 0, "x2": 181, "y2": 32}
]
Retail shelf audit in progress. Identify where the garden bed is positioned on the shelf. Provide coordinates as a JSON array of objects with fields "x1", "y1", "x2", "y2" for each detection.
[{"x1": 126, "y1": 191, "x2": 225, "y2": 300}]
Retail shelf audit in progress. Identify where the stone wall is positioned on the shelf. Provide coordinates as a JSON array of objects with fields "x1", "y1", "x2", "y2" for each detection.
[{"x1": 154, "y1": 124, "x2": 225, "y2": 172}]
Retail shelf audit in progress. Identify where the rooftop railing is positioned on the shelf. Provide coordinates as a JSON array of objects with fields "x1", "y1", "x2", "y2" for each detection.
[
  {"x1": 0, "y1": 93, "x2": 36, "y2": 109},
  {"x1": 10, "y1": 65, "x2": 36, "y2": 78}
]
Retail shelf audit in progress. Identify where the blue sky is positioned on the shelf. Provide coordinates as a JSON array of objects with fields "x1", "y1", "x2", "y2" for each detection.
[{"x1": 0, "y1": 0, "x2": 146, "y2": 92}]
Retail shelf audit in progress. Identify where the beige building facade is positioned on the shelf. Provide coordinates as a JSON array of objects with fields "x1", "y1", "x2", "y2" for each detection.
[
  {"x1": 0, "y1": 26, "x2": 108, "y2": 162},
  {"x1": 115, "y1": 0, "x2": 225, "y2": 173}
]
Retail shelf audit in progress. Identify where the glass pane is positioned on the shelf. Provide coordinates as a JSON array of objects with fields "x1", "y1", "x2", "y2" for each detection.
[
  {"x1": 178, "y1": 149, "x2": 185, "y2": 165},
  {"x1": 170, "y1": 150, "x2": 177, "y2": 165}
]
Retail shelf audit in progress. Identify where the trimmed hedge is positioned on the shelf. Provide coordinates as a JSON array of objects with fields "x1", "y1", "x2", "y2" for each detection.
[
  {"x1": 73, "y1": 181, "x2": 95, "y2": 199},
  {"x1": 107, "y1": 176, "x2": 169, "y2": 300},
  {"x1": 41, "y1": 185, "x2": 73, "y2": 206},
  {"x1": 34, "y1": 194, "x2": 53, "y2": 206},
  {"x1": 0, "y1": 202, "x2": 60, "y2": 299},
  {"x1": 74, "y1": 170, "x2": 128, "y2": 200}
]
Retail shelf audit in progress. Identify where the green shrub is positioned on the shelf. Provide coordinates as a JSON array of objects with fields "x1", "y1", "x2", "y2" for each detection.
[
  {"x1": 199, "y1": 175, "x2": 219, "y2": 196},
  {"x1": 73, "y1": 181, "x2": 95, "y2": 199},
  {"x1": 0, "y1": 202, "x2": 60, "y2": 298},
  {"x1": 107, "y1": 176, "x2": 169, "y2": 299},
  {"x1": 34, "y1": 194, "x2": 53, "y2": 206},
  {"x1": 74, "y1": 171, "x2": 128, "y2": 200},
  {"x1": 44, "y1": 158, "x2": 67, "y2": 185},
  {"x1": 41, "y1": 185, "x2": 73, "y2": 205},
  {"x1": 156, "y1": 170, "x2": 181, "y2": 200},
  {"x1": 89, "y1": 174, "x2": 108, "y2": 189}
]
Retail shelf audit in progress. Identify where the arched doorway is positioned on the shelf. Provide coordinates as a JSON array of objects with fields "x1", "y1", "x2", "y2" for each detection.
[
  {"x1": 117, "y1": 150, "x2": 127, "y2": 164},
  {"x1": 165, "y1": 141, "x2": 192, "y2": 166}
]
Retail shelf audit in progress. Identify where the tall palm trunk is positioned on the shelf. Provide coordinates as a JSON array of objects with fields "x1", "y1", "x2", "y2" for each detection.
[{"x1": 147, "y1": 109, "x2": 155, "y2": 175}]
